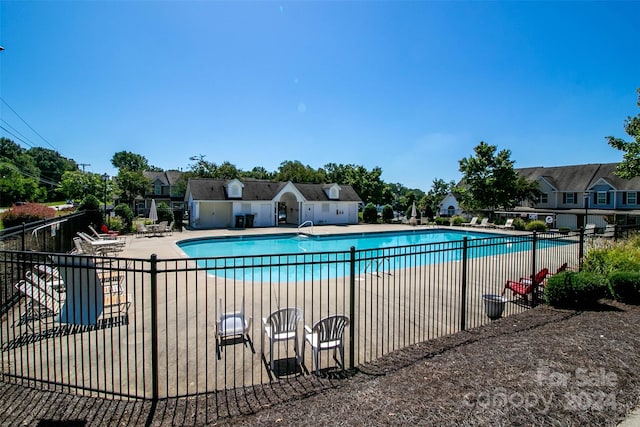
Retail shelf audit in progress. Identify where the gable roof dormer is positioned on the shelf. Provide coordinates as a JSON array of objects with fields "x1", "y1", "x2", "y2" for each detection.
[
  {"x1": 225, "y1": 179, "x2": 244, "y2": 199},
  {"x1": 324, "y1": 183, "x2": 342, "y2": 200}
]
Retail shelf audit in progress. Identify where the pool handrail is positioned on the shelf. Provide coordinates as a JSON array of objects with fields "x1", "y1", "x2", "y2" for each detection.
[{"x1": 298, "y1": 220, "x2": 314, "y2": 234}]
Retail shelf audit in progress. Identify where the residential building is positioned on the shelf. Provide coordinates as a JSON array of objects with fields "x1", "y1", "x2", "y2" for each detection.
[
  {"x1": 137, "y1": 170, "x2": 185, "y2": 217},
  {"x1": 184, "y1": 178, "x2": 362, "y2": 229},
  {"x1": 510, "y1": 163, "x2": 640, "y2": 228}
]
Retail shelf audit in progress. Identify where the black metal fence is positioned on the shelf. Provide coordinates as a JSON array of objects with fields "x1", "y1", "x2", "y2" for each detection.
[{"x1": 0, "y1": 229, "x2": 583, "y2": 401}]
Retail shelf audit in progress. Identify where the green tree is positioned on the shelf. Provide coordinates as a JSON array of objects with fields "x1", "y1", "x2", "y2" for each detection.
[
  {"x1": 27, "y1": 147, "x2": 77, "y2": 200},
  {"x1": 57, "y1": 171, "x2": 105, "y2": 201},
  {"x1": 111, "y1": 151, "x2": 152, "y2": 206},
  {"x1": 458, "y1": 141, "x2": 539, "y2": 211},
  {"x1": 324, "y1": 163, "x2": 385, "y2": 205},
  {"x1": 0, "y1": 162, "x2": 43, "y2": 204},
  {"x1": 362, "y1": 202, "x2": 378, "y2": 223},
  {"x1": 275, "y1": 160, "x2": 325, "y2": 183},
  {"x1": 111, "y1": 151, "x2": 150, "y2": 172},
  {"x1": 115, "y1": 169, "x2": 149, "y2": 205},
  {"x1": 608, "y1": 88, "x2": 640, "y2": 179},
  {"x1": 422, "y1": 178, "x2": 456, "y2": 217},
  {"x1": 187, "y1": 156, "x2": 240, "y2": 179},
  {"x1": 241, "y1": 166, "x2": 274, "y2": 180}
]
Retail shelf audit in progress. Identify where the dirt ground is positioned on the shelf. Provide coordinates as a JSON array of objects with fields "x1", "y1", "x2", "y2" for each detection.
[{"x1": 1, "y1": 301, "x2": 639, "y2": 426}]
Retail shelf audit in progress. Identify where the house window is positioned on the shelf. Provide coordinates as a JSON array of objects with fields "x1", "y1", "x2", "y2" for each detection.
[
  {"x1": 628, "y1": 192, "x2": 637, "y2": 205},
  {"x1": 565, "y1": 192, "x2": 575, "y2": 204},
  {"x1": 539, "y1": 193, "x2": 548, "y2": 204},
  {"x1": 597, "y1": 192, "x2": 607, "y2": 205},
  {"x1": 447, "y1": 206, "x2": 455, "y2": 216},
  {"x1": 154, "y1": 184, "x2": 162, "y2": 195}
]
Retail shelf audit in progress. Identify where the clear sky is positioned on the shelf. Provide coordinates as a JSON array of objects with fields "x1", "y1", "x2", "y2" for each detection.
[{"x1": 1, "y1": 1, "x2": 639, "y2": 191}]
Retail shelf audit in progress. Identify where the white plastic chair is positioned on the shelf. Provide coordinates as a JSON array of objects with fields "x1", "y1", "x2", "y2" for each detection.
[
  {"x1": 216, "y1": 297, "x2": 252, "y2": 357},
  {"x1": 304, "y1": 315, "x2": 349, "y2": 373},
  {"x1": 262, "y1": 307, "x2": 303, "y2": 371}
]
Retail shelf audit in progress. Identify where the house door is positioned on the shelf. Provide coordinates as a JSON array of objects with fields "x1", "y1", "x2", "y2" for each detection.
[
  {"x1": 260, "y1": 204, "x2": 272, "y2": 227},
  {"x1": 304, "y1": 204, "x2": 314, "y2": 223}
]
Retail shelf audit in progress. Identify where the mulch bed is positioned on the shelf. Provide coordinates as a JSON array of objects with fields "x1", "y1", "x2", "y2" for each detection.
[{"x1": 1, "y1": 301, "x2": 639, "y2": 426}]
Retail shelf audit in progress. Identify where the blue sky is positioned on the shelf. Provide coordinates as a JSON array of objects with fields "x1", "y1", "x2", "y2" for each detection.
[{"x1": 1, "y1": 1, "x2": 639, "y2": 191}]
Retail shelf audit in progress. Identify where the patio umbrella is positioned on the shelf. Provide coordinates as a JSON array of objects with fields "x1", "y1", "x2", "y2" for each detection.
[
  {"x1": 148, "y1": 199, "x2": 158, "y2": 223},
  {"x1": 411, "y1": 202, "x2": 417, "y2": 219}
]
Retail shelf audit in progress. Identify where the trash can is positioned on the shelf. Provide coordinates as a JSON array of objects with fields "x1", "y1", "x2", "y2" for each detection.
[
  {"x1": 235, "y1": 215, "x2": 245, "y2": 228},
  {"x1": 482, "y1": 294, "x2": 507, "y2": 320},
  {"x1": 245, "y1": 214, "x2": 255, "y2": 228}
]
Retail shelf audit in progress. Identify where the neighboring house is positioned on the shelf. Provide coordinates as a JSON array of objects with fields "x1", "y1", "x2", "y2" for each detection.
[
  {"x1": 184, "y1": 178, "x2": 362, "y2": 229},
  {"x1": 137, "y1": 170, "x2": 185, "y2": 217},
  {"x1": 514, "y1": 163, "x2": 640, "y2": 228},
  {"x1": 437, "y1": 193, "x2": 463, "y2": 217}
]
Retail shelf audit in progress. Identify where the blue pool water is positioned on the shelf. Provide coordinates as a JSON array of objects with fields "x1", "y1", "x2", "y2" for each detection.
[
  {"x1": 178, "y1": 229, "x2": 492, "y2": 258},
  {"x1": 177, "y1": 229, "x2": 567, "y2": 281}
]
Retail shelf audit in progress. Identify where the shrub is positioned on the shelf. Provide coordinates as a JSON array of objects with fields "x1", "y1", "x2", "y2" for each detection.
[
  {"x1": 544, "y1": 271, "x2": 607, "y2": 309},
  {"x1": 583, "y1": 244, "x2": 640, "y2": 277},
  {"x1": 1, "y1": 203, "x2": 56, "y2": 228},
  {"x1": 382, "y1": 205, "x2": 394, "y2": 223},
  {"x1": 107, "y1": 216, "x2": 124, "y2": 233},
  {"x1": 77, "y1": 194, "x2": 100, "y2": 211},
  {"x1": 512, "y1": 218, "x2": 526, "y2": 231},
  {"x1": 114, "y1": 203, "x2": 134, "y2": 233},
  {"x1": 608, "y1": 271, "x2": 640, "y2": 305},
  {"x1": 157, "y1": 202, "x2": 174, "y2": 223},
  {"x1": 525, "y1": 220, "x2": 547, "y2": 232},
  {"x1": 434, "y1": 217, "x2": 450, "y2": 226},
  {"x1": 451, "y1": 216, "x2": 465, "y2": 226},
  {"x1": 362, "y1": 203, "x2": 378, "y2": 223}
]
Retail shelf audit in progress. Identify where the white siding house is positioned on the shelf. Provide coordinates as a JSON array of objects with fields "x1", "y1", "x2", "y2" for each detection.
[{"x1": 185, "y1": 179, "x2": 362, "y2": 229}]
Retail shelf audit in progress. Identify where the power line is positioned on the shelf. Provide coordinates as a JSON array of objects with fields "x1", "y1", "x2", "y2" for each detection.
[
  {"x1": 0, "y1": 158, "x2": 60, "y2": 187},
  {"x1": 0, "y1": 97, "x2": 59, "y2": 152},
  {"x1": 0, "y1": 120, "x2": 36, "y2": 147}
]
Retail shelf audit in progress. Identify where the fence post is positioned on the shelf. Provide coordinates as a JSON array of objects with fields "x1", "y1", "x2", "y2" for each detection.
[
  {"x1": 349, "y1": 246, "x2": 356, "y2": 370},
  {"x1": 531, "y1": 231, "x2": 538, "y2": 307},
  {"x1": 21, "y1": 223, "x2": 26, "y2": 252},
  {"x1": 578, "y1": 227, "x2": 585, "y2": 271},
  {"x1": 150, "y1": 254, "x2": 159, "y2": 401},
  {"x1": 460, "y1": 237, "x2": 468, "y2": 331}
]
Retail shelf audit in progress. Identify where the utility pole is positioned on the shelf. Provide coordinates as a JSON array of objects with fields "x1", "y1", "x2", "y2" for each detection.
[{"x1": 78, "y1": 163, "x2": 91, "y2": 173}]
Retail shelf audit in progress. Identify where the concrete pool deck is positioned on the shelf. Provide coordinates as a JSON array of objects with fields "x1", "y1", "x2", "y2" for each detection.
[{"x1": 2, "y1": 222, "x2": 573, "y2": 400}]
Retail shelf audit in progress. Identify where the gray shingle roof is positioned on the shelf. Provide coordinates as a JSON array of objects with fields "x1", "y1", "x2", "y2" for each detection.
[
  {"x1": 517, "y1": 163, "x2": 640, "y2": 191},
  {"x1": 186, "y1": 179, "x2": 361, "y2": 202}
]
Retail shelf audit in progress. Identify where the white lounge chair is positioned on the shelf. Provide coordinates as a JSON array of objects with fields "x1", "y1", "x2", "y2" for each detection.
[
  {"x1": 88, "y1": 225, "x2": 119, "y2": 240},
  {"x1": 461, "y1": 217, "x2": 478, "y2": 227},
  {"x1": 303, "y1": 315, "x2": 349, "y2": 373},
  {"x1": 496, "y1": 218, "x2": 514, "y2": 229},
  {"x1": 584, "y1": 223, "x2": 596, "y2": 235},
  {"x1": 262, "y1": 307, "x2": 303, "y2": 371},
  {"x1": 472, "y1": 218, "x2": 490, "y2": 228},
  {"x1": 15, "y1": 277, "x2": 63, "y2": 326}
]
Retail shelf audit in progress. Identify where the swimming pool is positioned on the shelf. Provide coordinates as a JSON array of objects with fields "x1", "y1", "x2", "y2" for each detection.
[
  {"x1": 177, "y1": 229, "x2": 567, "y2": 281},
  {"x1": 179, "y1": 229, "x2": 497, "y2": 258}
]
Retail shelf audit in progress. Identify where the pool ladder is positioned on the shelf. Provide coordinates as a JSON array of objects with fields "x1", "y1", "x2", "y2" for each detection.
[
  {"x1": 298, "y1": 220, "x2": 314, "y2": 234},
  {"x1": 364, "y1": 257, "x2": 393, "y2": 277}
]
